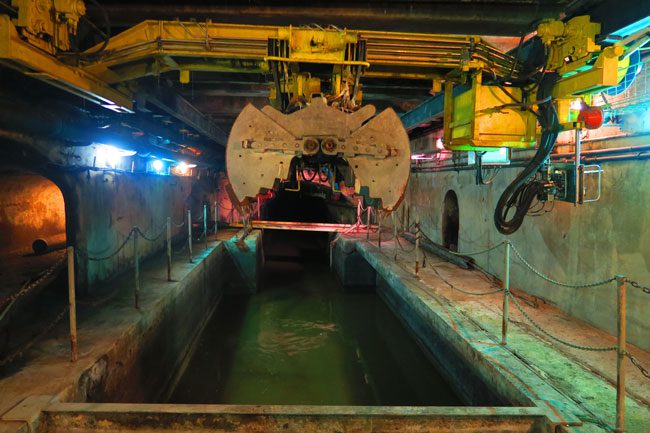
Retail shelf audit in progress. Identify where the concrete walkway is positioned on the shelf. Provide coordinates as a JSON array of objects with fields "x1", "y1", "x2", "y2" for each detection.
[
  {"x1": 0, "y1": 229, "x2": 237, "y2": 420},
  {"x1": 352, "y1": 233, "x2": 650, "y2": 433}
]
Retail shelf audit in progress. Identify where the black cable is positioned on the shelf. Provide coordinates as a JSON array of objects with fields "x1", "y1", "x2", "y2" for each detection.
[
  {"x1": 493, "y1": 72, "x2": 560, "y2": 235},
  {"x1": 78, "y1": 0, "x2": 111, "y2": 59}
]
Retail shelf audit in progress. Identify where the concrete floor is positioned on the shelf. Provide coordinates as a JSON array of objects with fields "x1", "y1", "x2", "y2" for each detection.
[
  {"x1": 350, "y1": 232, "x2": 650, "y2": 433},
  {"x1": 0, "y1": 229, "x2": 237, "y2": 420},
  {"x1": 1, "y1": 227, "x2": 648, "y2": 433}
]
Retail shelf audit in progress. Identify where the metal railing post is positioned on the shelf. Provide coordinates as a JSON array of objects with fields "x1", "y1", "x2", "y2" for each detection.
[
  {"x1": 203, "y1": 204, "x2": 208, "y2": 249},
  {"x1": 366, "y1": 206, "x2": 371, "y2": 240},
  {"x1": 187, "y1": 209, "x2": 193, "y2": 263},
  {"x1": 502, "y1": 240, "x2": 511, "y2": 346},
  {"x1": 214, "y1": 200, "x2": 218, "y2": 235},
  {"x1": 392, "y1": 211, "x2": 397, "y2": 242},
  {"x1": 356, "y1": 200, "x2": 362, "y2": 233},
  {"x1": 67, "y1": 246, "x2": 78, "y2": 362},
  {"x1": 133, "y1": 229, "x2": 140, "y2": 309},
  {"x1": 615, "y1": 275, "x2": 627, "y2": 433},
  {"x1": 166, "y1": 217, "x2": 172, "y2": 281},
  {"x1": 378, "y1": 210, "x2": 382, "y2": 248},
  {"x1": 415, "y1": 215, "x2": 420, "y2": 276}
]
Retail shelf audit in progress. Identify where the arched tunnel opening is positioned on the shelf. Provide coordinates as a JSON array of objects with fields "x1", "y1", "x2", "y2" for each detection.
[{"x1": 0, "y1": 168, "x2": 69, "y2": 367}]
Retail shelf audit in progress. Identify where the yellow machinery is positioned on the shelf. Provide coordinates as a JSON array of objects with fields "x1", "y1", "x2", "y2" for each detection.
[{"x1": 0, "y1": 1, "x2": 640, "y2": 216}]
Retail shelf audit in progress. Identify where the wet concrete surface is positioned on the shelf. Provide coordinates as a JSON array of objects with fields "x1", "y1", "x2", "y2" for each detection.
[{"x1": 348, "y1": 233, "x2": 650, "y2": 433}]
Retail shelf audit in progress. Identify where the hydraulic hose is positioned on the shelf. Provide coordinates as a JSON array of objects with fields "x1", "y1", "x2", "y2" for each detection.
[{"x1": 493, "y1": 73, "x2": 559, "y2": 235}]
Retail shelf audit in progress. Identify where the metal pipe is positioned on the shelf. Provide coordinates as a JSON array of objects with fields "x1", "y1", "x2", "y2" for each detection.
[
  {"x1": 166, "y1": 217, "x2": 172, "y2": 282},
  {"x1": 133, "y1": 230, "x2": 140, "y2": 309},
  {"x1": 615, "y1": 275, "x2": 627, "y2": 433},
  {"x1": 214, "y1": 200, "x2": 218, "y2": 235},
  {"x1": 413, "y1": 142, "x2": 650, "y2": 174},
  {"x1": 203, "y1": 204, "x2": 208, "y2": 249},
  {"x1": 366, "y1": 207, "x2": 371, "y2": 241},
  {"x1": 574, "y1": 128, "x2": 582, "y2": 206},
  {"x1": 378, "y1": 210, "x2": 382, "y2": 248},
  {"x1": 67, "y1": 246, "x2": 78, "y2": 362},
  {"x1": 187, "y1": 210, "x2": 193, "y2": 263},
  {"x1": 415, "y1": 215, "x2": 420, "y2": 276},
  {"x1": 502, "y1": 240, "x2": 511, "y2": 346}
]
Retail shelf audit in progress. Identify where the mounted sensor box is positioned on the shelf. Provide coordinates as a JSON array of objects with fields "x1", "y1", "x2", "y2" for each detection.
[{"x1": 443, "y1": 75, "x2": 537, "y2": 151}]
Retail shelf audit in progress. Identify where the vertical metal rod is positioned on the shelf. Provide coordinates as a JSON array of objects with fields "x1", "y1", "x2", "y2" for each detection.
[
  {"x1": 257, "y1": 195, "x2": 261, "y2": 220},
  {"x1": 166, "y1": 217, "x2": 172, "y2": 282},
  {"x1": 378, "y1": 210, "x2": 382, "y2": 248},
  {"x1": 214, "y1": 200, "x2": 218, "y2": 235},
  {"x1": 187, "y1": 210, "x2": 193, "y2": 263},
  {"x1": 392, "y1": 211, "x2": 397, "y2": 242},
  {"x1": 415, "y1": 214, "x2": 420, "y2": 276},
  {"x1": 134, "y1": 229, "x2": 140, "y2": 309},
  {"x1": 356, "y1": 200, "x2": 361, "y2": 233},
  {"x1": 615, "y1": 275, "x2": 627, "y2": 433},
  {"x1": 203, "y1": 204, "x2": 208, "y2": 249},
  {"x1": 501, "y1": 240, "x2": 511, "y2": 346},
  {"x1": 366, "y1": 206, "x2": 371, "y2": 241},
  {"x1": 574, "y1": 127, "x2": 582, "y2": 206},
  {"x1": 67, "y1": 246, "x2": 77, "y2": 362},
  {"x1": 406, "y1": 205, "x2": 411, "y2": 231}
]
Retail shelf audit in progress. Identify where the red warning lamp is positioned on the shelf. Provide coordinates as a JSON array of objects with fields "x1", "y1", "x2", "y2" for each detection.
[{"x1": 577, "y1": 104, "x2": 604, "y2": 130}]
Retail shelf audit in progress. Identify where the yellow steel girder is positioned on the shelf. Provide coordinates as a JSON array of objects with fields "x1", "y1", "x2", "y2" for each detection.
[
  {"x1": 0, "y1": 15, "x2": 133, "y2": 112},
  {"x1": 80, "y1": 20, "x2": 515, "y2": 83}
]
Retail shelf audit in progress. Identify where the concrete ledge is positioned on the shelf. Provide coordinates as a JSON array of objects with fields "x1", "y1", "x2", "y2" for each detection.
[
  {"x1": 334, "y1": 236, "x2": 588, "y2": 431},
  {"x1": 0, "y1": 234, "x2": 233, "y2": 430},
  {"x1": 39, "y1": 402, "x2": 551, "y2": 433}
]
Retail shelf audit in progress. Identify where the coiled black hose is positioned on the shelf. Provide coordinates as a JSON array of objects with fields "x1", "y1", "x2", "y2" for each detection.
[{"x1": 493, "y1": 73, "x2": 559, "y2": 235}]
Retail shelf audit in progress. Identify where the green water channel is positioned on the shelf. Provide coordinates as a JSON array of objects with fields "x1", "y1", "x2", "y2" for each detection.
[{"x1": 167, "y1": 250, "x2": 462, "y2": 406}]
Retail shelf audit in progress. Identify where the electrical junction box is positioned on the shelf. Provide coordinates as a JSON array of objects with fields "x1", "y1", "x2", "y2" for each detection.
[{"x1": 443, "y1": 75, "x2": 538, "y2": 151}]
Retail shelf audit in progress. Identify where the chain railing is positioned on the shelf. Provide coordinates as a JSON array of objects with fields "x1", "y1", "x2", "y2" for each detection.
[
  {"x1": 366, "y1": 214, "x2": 649, "y2": 433},
  {"x1": 1, "y1": 198, "x2": 227, "y2": 370},
  {"x1": 76, "y1": 209, "x2": 216, "y2": 308}
]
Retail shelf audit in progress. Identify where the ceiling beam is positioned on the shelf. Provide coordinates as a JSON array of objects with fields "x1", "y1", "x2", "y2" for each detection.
[{"x1": 92, "y1": 3, "x2": 561, "y2": 36}]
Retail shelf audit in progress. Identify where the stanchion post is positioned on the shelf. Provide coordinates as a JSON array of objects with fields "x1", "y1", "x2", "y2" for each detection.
[
  {"x1": 501, "y1": 240, "x2": 511, "y2": 346},
  {"x1": 214, "y1": 200, "x2": 218, "y2": 235},
  {"x1": 187, "y1": 210, "x2": 193, "y2": 263},
  {"x1": 415, "y1": 215, "x2": 420, "y2": 276},
  {"x1": 615, "y1": 275, "x2": 627, "y2": 433},
  {"x1": 67, "y1": 246, "x2": 78, "y2": 362},
  {"x1": 166, "y1": 217, "x2": 172, "y2": 281},
  {"x1": 378, "y1": 210, "x2": 382, "y2": 249},
  {"x1": 356, "y1": 200, "x2": 362, "y2": 233},
  {"x1": 133, "y1": 229, "x2": 140, "y2": 309},
  {"x1": 203, "y1": 204, "x2": 208, "y2": 249},
  {"x1": 366, "y1": 206, "x2": 371, "y2": 240}
]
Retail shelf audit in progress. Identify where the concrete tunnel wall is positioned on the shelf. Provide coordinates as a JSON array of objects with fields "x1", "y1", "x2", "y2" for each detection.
[
  {"x1": 0, "y1": 172, "x2": 66, "y2": 255},
  {"x1": 57, "y1": 170, "x2": 217, "y2": 293},
  {"x1": 402, "y1": 153, "x2": 650, "y2": 351}
]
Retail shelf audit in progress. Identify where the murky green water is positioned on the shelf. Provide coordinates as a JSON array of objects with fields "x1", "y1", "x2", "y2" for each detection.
[{"x1": 167, "y1": 250, "x2": 462, "y2": 406}]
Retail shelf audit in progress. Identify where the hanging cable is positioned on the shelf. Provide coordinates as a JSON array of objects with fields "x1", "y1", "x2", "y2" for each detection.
[{"x1": 493, "y1": 72, "x2": 560, "y2": 235}]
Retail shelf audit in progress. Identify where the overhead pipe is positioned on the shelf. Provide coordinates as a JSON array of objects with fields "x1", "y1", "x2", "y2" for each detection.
[{"x1": 412, "y1": 144, "x2": 650, "y2": 173}]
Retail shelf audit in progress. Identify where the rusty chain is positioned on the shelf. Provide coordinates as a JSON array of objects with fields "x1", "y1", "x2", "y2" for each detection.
[
  {"x1": 509, "y1": 292, "x2": 617, "y2": 352},
  {"x1": 629, "y1": 280, "x2": 650, "y2": 295},
  {"x1": 0, "y1": 305, "x2": 69, "y2": 368},
  {"x1": 0, "y1": 253, "x2": 67, "y2": 312},
  {"x1": 510, "y1": 244, "x2": 617, "y2": 289},
  {"x1": 76, "y1": 228, "x2": 135, "y2": 261},
  {"x1": 626, "y1": 353, "x2": 650, "y2": 380}
]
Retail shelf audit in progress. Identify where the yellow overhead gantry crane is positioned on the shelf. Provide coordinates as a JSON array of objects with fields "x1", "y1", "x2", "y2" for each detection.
[{"x1": 0, "y1": 0, "x2": 642, "y2": 229}]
